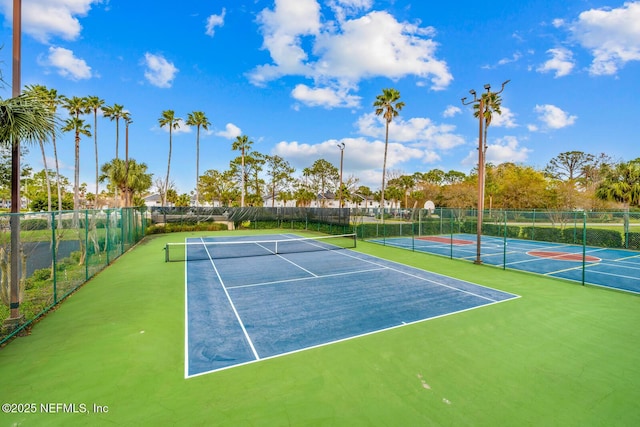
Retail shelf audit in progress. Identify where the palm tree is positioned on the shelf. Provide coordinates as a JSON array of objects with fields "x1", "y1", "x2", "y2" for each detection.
[
  {"x1": 61, "y1": 117, "x2": 91, "y2": 211},
  {"x1": 122, "y1": 112, "x2": 132, "y2": 206},
  {"x1": 100, "y1": 158, "x2": 152, "y2": 207},
  {"x1": 40, "y1": 87, "x2": 64, "y2": 221},
  {"x1": 23, "y1": 85, "x2": 53, "y2": 212},
  {"x1": 473, "y1": 91, "x2": 503, "y2": 152},
  {"x1": 85, "y1": 95, "x2": 104, "y2": 208},
  {"x1": 373, "y1": 88, "x2": 404, "y2": 222},
  {"x1": 185, "y1": 111, "x2": 210, "y2": 207},
  {"x1": 158, "y1": 110, "x2": 181, "y2": 207},
  {"x1": 102, "y1": 103, "x2": 124, "y2": 160},
  {"x1": 0, "y1": 91, "x2": 57, "y2": 319},
  {"x1": 596, "y1": 160, "x2": 640, "y2": 241},
  {"x1": 232, "y1": 135, "x2": 253, "y2": 207}
]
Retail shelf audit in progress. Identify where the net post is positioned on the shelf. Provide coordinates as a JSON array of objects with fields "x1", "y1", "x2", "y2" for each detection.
[{"x1": 165, "y1": 244, "x2": 169, "y2": 262}]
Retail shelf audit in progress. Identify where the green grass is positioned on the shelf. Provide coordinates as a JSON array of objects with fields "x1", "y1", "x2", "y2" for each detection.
[{"x1": 0, "y1": 230, "x2": 638, "y2": 426}]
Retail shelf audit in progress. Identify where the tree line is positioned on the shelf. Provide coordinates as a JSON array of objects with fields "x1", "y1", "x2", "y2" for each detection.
[{"x1": 2, "y1": 82, "x2": 639, "y2": 213}]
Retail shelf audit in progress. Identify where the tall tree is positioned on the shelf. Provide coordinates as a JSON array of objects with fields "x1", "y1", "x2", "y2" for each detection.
[
  {"x1": 102, "y1": 103, "x2": 124, "y2": 160},
  {"x1": 60, "y1": 96, "x2": 89, "y2": 212},
  {"x1": 185, "y1": 111, "x2": 210, "y2": 207},
  {"x1": 231, "y1": 135, "x2": 253, "y2": 207},
  {"x1": 596, "y1": 159, "x2": 640, "y2": 235},
  {"x1": 39, "y1": 87, "x2": 64, "y2": 220},
  {"x1": 373, "y1": 88, "x2": 404, "y2": 220},
  {"x1": 61, "y1": 117, "x2": 91, "y2": 211},
  {"x1": 85, "y1": 95, "x2": 104, "y2": 208},
  {"x1": 158, "y1": 110, "x2": 181, "y2": 207},
  {"x1": 122, "y1": 111, "x2": 132, "y2": 206},
  {"x1": 199, "y1": 169, "x2": 239, "y2": 207},
  {"x1": 23, "y1": 85, "x2": 53, "y2": 212},
  {"x1": 100, "y1": 158, "x2": 152, "y2": 207},
  {"x1": 265, "y1": 155, "x2": 295, "y2": 207},
  {"x1": 473, "y1": 91, "x2": 503, "y2": 152},
  {"x1": 304, "y1": 158, "x2": 339, "y2": 207},
  {"x1": 544, "y1": 151, "x2": 595, "y2": 181}
]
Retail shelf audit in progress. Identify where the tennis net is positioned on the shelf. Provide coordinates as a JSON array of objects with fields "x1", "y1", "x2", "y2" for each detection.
[{"x1": 164, "y1": 233, "x2": 357, "y2": 262}]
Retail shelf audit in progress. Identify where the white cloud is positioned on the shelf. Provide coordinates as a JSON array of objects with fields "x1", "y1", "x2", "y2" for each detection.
[
  {"x1": 216, "y1": 123, "x2": 242, "y2": 139},
  {"x1": 537, "y1": 47, "x2": 575, "y2": 77},
  {"x1": 482, "y1": 52, "x2": 523, "y2": 69},
  {"x1": 462, "y1": 136, "x2": 531, "y2": 166},
  {"x1": 568, "y1": 1, "x2": 640, "y2": 75},
  {"x1": 42, "y1": 46, "x2": 92, "y2": 80},
  {"x1": 249, "y1": 0, "x2": 320, "y2": 85},
  {"x1": 486, "y1": 136, "x2": 532, "y2": 164},
  {"x1": 356, "y1": 113, "x2": 466, "y2": 154},
  {"x1": 0, "y1": 0, "x2": 99, "y2": 43},
  {"x1": 205, "y1": 8, "x2": 226, "y2": 37},
  {"x1": 248, "y1": 2, "x2": 452, "y2": 107},
  {"x1": 291, "y1": 84, "x2": 360, "y2": 108},
  {"x1": 443, "y1": 105, "x2": 461, "y2": 118},
  {"x1": 491, "y1": 106, "x2": 517, "y2": 128},
  {"x1": 272, "y1": 136, "x2": 424, "y2": 188},
  {"x1": 328, "y1": 0, "x2": 373, "y2": 22},
  {"x1": 313, "y1": 11, "x2": 451, "y2": 90},
  {"x1": 142, "y1": 53, "x2": 178, "y2": 88},
  {"x1": 533, "y1": 104, "x2": 577, "y2": 129}
]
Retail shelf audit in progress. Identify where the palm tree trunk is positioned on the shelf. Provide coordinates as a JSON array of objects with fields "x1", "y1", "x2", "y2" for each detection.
[
  {"x1": 52, "y1": 134, "x2": 62, "y2": 225},
  {"x1": 381, "y1": 121, "x2": 390, "y2": 224},
  {"x1": 164, "y1": 131, "x2": 172, "y2": 207},
  {"x1": 39, "y1": 140, "x2": 52, "y2": 212},
  {"x1": 74, "y1": 134, "x2": 80, "y2": 211},
  {"x1": 196, "y1": 126, "x2": 200, "y2": 207},
  {"x1": 241, "y1": 148, "x2": 245, "y2": 207},
  {"x1": 94, "y1": 112, "x2": 99, "y2": 209}
]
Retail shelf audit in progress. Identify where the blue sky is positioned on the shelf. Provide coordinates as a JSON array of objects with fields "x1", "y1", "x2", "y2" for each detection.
[{"x1": 1, "y1": 0, "x2": 639, "y2": 195}]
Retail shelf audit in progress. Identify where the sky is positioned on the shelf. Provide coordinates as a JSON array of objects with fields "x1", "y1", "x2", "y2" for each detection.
[{"x1": 0, "y1": 0, "x2": 639, "y2": 196}]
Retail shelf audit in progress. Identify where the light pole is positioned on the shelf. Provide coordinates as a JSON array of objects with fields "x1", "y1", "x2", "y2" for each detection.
[
  {"x1": 337, "y1": 142, "x2": 345, "y2": 208},
  {"x1": 462, "y1": 79, "x2": 509, "y2": 264}
]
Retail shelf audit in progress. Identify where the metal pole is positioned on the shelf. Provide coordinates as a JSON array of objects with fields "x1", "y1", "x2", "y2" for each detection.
[
  {"x1": 461, "y1": 80, "x2": 509, "y2": 266},
  {"x1": 8, "y1": 0, "x2": 22, "y2": 321},
  {"x1": 337, "y1": 143, "x2": 345, "y2": 208},
  {"x1": 475, "y1": 96, "x2": 484, "y2": 264}
]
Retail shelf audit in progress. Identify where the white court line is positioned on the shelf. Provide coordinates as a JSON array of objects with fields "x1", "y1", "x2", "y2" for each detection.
[
  {"x1": 331, "y1": 248, "x2": 511, "y2": 303},
  {"x1": 200, "y1": 238, "x2": 260, "y2": 360},
  {"x1": 227, "y1": 267, "x2": 389, "y2": 290}
]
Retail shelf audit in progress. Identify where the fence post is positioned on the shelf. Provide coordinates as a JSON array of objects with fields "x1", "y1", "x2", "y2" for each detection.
[
  {"x1": 450, "y1": 213, "x2": 454, "y2": 259},
  {"x1": 502, "y1": 210, "x2": 507, "y2": 270},
  {"x1": 120, "y1": 209, "x2": 125, "y2": 256},
  {"x1": 532, "y1": 209, "x2": 536, "y2": 240},
  {"x1": 85, "y1": 210, "x2": 89, "y2": 281},
  {"x1": 106, "y1": 210, "x2": 111, "y2": 265},
  {"x1": 51, "y1": 211, "x2": 58, "y2": 304},
  {"x1": 582, "y1": 211, "x2": 587, "y2": 286}
]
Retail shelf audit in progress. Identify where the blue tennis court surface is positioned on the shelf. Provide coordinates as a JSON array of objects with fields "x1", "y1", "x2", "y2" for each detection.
[
  {"x1": 184, "y1": 234, "x2": 518, "y2": 377},
  {"x1": 369, "y1": 234, "x2": 640, "y2": 294}
]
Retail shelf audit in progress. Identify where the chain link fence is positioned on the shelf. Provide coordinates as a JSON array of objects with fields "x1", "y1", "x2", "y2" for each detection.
[
  {"x1": 354, "y1": 207, "x2": 640, "y2": 250},
  {"x1": 1, "y1": 207, "x2": 146, "y2": 344},
  {"x1": 356, "y1": 207, "x2": 640, "y2": 291}
]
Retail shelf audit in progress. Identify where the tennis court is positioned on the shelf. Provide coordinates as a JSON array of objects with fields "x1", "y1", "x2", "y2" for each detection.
[
  {"x1": 178, "y1": 234, "x2": 519, "y2": 377},
  {"x1": 370, "y1": 234, "x2": 640, "y2": 294}
]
